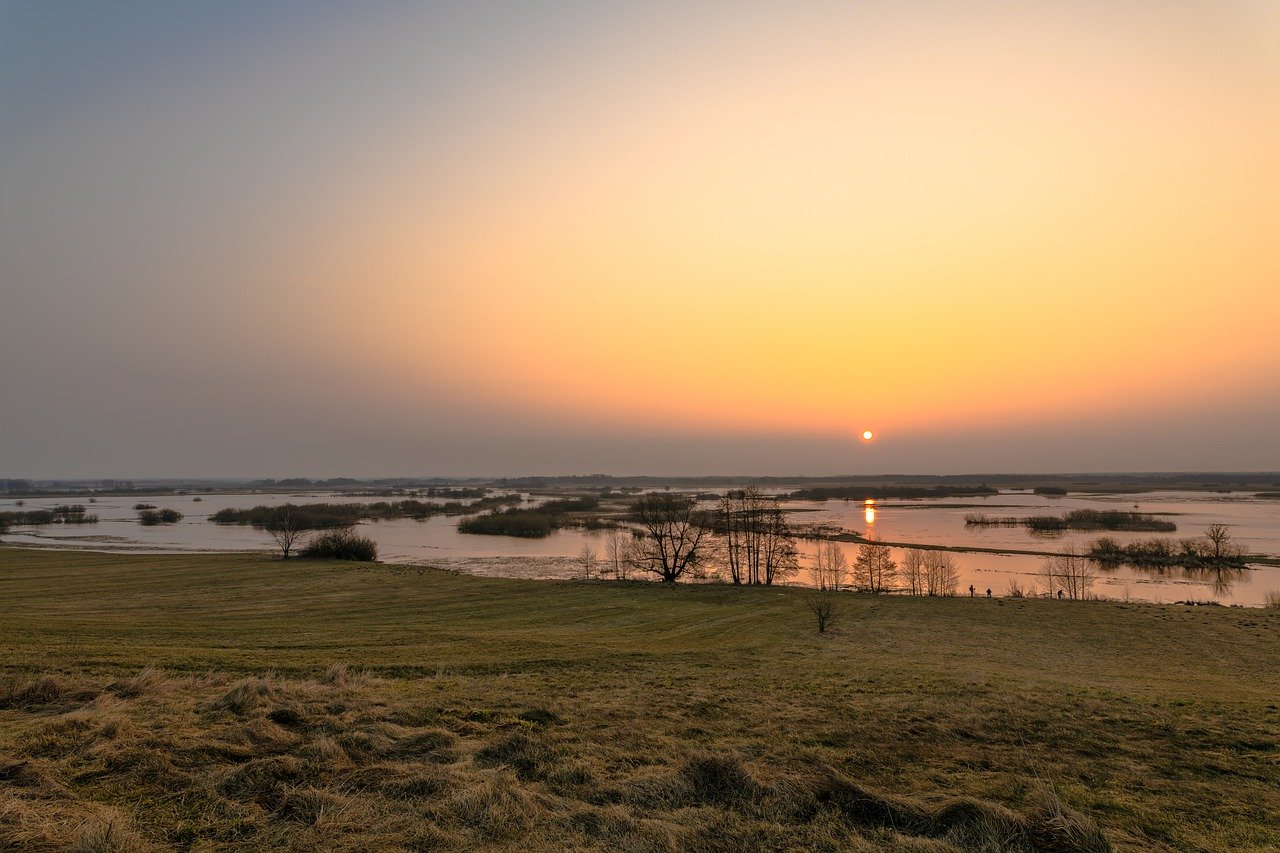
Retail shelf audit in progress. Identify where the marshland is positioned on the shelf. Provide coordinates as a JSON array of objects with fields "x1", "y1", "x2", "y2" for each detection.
[{"x1": 4, "y1": 480, "x2": 1279, "y2": 605}]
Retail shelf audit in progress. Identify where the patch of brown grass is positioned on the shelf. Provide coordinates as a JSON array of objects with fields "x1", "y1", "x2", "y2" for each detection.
[{"x1": 2, "y1": 550, "x2": 1277, "y2": 850}]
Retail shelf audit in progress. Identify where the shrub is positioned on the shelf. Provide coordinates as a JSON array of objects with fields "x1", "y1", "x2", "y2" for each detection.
[
  {"x1": 133, "y1": 503, "x2": 157, "y2": 511},
  {"x1": 806, "y1": 592, "x2": 839, "y2": 633},
  {"x1": 457, "y1": 509, "x2": 554, "y2": 538},
  {"x1": 1264, "y1": 591, "x2": 1280, "y2": 609},
  {"x1": 301, "y1": 528, "x2": 379, "y2": 561},
  {"x1": 138, "y1": 509, "x2": 182, "y2": 525}
]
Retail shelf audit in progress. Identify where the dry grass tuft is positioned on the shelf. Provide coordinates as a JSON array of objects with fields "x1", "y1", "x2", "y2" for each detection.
[
  {"x1": 0, "y1": 674, "x2": 97, "y2": 710},
  {"x1": 105, "y1": 667, "x2": 163, "y2": 700},
  {"x1": 1026, "y1": 788, "x2": 1112, "y2": 853},
  {"x1": 206, "y1": 676, "x2": 277, "y2": 716},
  {"x1": 69, "y1": 817, "x2": 151, "y2": 853},
  {"x1": 321, "y1": 662, "x2": 349, "y2": 686},
  {"x1": 450, "y1": 770, "x2": 539, "y2": 840},
  {"x1": 679, "y1": 752, "x2": 768, "y2": 806},
  {"x1": 474, "y1": 731, "x2": 559, "y2": 781},
  {"x1": 391, "y1": 726, "x2": 458, "y2": 762},
  {"x1": 276, "y1": 787, "x2": 345, "y2": 825},
  {"x1": 0, "y1": 757, "x2": 66, "y2": 799},
  {"x1": 350, "y1": 762, "x2": 455, "y2": 800},
  {"x1": 294, "y1": 735, "x2": 354, "y2": 772},
  {"x1": 216, "y1": 755, "x2": 305, "y2": 811}
]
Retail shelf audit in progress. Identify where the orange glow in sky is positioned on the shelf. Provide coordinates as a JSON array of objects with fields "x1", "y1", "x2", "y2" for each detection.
[
  {"x1": 5, "y1": 2, "x2": 1280, "y2": 475},
  {"x1": 332, "y1": 2, "x2": 1280, "y2": 443}
]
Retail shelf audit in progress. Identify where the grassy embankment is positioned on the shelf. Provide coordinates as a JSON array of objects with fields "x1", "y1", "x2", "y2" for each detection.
[{"x1": 0, "y1": 548, "x2": 1277, "y2": 851}]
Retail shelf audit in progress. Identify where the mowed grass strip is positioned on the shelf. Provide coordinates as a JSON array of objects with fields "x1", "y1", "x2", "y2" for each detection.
[{"x1": 0, "y1": 547, "x2": 1277, "y2": 851}]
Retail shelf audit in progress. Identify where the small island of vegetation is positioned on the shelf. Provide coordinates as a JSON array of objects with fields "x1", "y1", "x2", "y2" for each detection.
[
  {"x1": 457, "y1": 496, "x2": 609, "y2": 538},
  {"x1": 138, "y1": 508, "x2": 183, "y2": 525},
  {"x1": 965, "y1": 509, "x2": 1177, "y2": 533},
  {"x1": 1089, "y1": 524, "x2": 1248, "y2": 569},
  {"x1": 0, "y1": 504, "x2": 99, "y2": 527},
  {"x1": 210, "y1": 496, "x2": 521, "y2": 530}
]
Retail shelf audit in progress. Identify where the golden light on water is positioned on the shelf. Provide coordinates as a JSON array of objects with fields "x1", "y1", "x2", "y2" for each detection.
[{"x1": 864, "y1": 499, "x2": 876, "y2": 526}]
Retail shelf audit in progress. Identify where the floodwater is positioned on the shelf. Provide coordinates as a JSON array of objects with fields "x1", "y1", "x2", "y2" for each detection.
[{"x1": 2, "y1": 489, "x2": 1277, "y2": 606}]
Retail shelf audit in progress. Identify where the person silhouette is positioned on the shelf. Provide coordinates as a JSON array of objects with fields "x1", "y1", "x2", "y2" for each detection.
[
  {"x1": 1057, "y1": 589, "x2": 1064, "y2": 600},
  {"x1": 968, "y1": 585, "x2": 975, "y2": 597},
  {"x1": 986, "y1": 588, "x2": 992, "y2": 598}
]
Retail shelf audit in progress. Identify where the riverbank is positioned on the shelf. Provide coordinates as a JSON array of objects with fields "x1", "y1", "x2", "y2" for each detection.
[{"x1": 1, "y1": 549, "x2": 1277, "y2": 850}]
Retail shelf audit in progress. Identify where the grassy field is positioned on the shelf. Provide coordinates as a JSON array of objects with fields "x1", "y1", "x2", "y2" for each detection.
[{"x1": 0, "y1": 548, "x2": 1277, "y2": 851}]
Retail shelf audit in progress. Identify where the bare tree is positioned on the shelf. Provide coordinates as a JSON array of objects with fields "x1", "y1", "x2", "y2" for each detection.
[
  {"x1": 578, "y1": 543, "x2": 598, "y2": 579},
  {"x1": 604, "y1": 529, "x2": 629, "y2": 579},
  {"x1": 267, "y1": 505, "x2": 308, "y2": 559},
  {"x1": 807, "y1": 592, "x2": 839, "y2": 634},
  {"x1": 853, "y1": 539, "x2": 897, "y2": 593},
  {"x1": 901, "y1": 549, "x2": 927, "y2": 595},
  {"x1": 714, "y1": 488, "x2": 798, "y2": 585},
  {"x1": 1202, "y1": 524, "x2": 1244, "y2": 562},
  {"x1": 717, "y1": 491, "x2": 750, "y2": 585},
  {"x1": 924, "y1": 552, "x2": 959, "y2": 596},
  {"x1": 810, "y1": 540, "x2": 849, "y2": 591},
  {"x1": 629, "y1": 494, "x2": 711, "y2": 583},
  {"x1": 1040, "y1": 546, "x2": 1096, "y2": 600}
]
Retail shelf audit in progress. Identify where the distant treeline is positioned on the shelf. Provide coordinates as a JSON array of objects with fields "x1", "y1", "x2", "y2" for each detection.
[
  {"x1": 211, "y1": 496, "x2": 519, "y2": 529},
  {"x1": 790, "y1": 485, "x2": 999, "y2": 501},
  {"x1": 492, "y1": 472, "x2": 1280, "y2": 489},
  {"x1": 1033, "y1": 486, "x2": 1067, "y2": 496},
  {"x1": 9, "y1": 472, "x2": 1280, "y2": 497},
  {"x1": 965, "y1": 509, "x2": 1177, "y2": 533},
  {"x1": 246, "y1": 477, "x2": 476, "y2": 489}
]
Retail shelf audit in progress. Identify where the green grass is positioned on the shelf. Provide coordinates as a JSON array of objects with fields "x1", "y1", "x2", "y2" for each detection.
[{"x1": 0, "y1": 548, "x2": 1277, "y2": 851}]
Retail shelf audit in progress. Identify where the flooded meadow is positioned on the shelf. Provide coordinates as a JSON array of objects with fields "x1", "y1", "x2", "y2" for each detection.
[{"x1": 3, "y1": 488, "x2": 1277, "y2": 606}]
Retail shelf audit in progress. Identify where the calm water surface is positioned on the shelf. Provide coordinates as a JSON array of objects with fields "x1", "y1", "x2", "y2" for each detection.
[{"x1": 3, "y1": 490, "x2": 1277, "y2": 606}]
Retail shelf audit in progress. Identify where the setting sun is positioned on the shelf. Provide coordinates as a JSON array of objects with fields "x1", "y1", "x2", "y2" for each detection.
[{"x1": 863, "y1": 430, "x2": 875, "y2": 441}]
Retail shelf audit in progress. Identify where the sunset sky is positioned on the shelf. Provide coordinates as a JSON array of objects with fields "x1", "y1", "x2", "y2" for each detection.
[{"x1": 3, "y1": 1, "x2": 1279, "y2": 477}]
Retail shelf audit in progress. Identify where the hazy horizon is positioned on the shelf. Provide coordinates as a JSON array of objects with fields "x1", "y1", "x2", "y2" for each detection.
[{"x1": 4, "y1": 1, "x2": 1279, "y2": 479}]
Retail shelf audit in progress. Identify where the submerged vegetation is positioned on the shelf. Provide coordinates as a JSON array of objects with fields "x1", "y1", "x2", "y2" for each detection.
[
  {"x1": 965, "y1": 509, "x2": 1177, "y2": 533},
  {"x1": 211, "y1": 496, "x2": 520, "y2": 530},
  {"x1": 138, "y1": 508, "x2": 183, "y2": 525},
  {"x1": 457, "y1": 496, "x2": 609, "y2": 539},
  {"x1": 0, "y1": 549, "x2": 1277, "y2": 850},
  {"x1": 1089, "y1": 524, "x2": 1248, "y2": 569},
  {"x1": 457, "y1": 509, "x2": 555, "y2": 538},
  {"x1": 0, "y1": 505, "x2": 99, "y2": 527}
]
